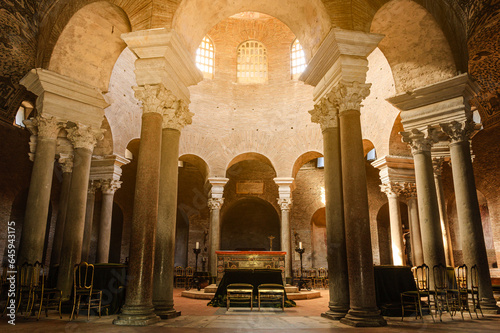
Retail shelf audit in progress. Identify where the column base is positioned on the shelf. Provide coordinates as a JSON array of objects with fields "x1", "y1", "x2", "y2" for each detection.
[
  {"x1": 339, "y1": 309, "x2": 387, "y2": 327},
  {"x1": 321, "y1": 309, "x2": 348, "y2": 320},
  {"x1": 154, "y1": 306, "x2": 181, "y2": 319},
  {"x1": 113, "y1": 305, "x2": 160, "y2": 326},
  {"x1": 480, "y1": 298, "x2": 500, "y2": 314}
]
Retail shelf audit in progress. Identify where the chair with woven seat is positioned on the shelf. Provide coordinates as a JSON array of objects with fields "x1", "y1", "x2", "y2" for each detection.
[
  {"x1": 226, "y1": 283, "x2": 254, "y2": 310},
  {"x1": 470, "y1": 264, "x2": 484, "y2": 318},
  {"x1": 258, "y1": 283, "x2": 285, "y2": 311},
  {"x1": 433, "y1": 263, "x2": 453, "y2": 321},
  {"x1": 400, "y1": 264, "x2": 435, "y2": 322},
  {"x1": 70, "y1": 262, "x2": 104, "y2": 321}
]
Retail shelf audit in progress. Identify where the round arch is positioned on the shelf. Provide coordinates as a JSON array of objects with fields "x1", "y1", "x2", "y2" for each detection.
[
  {"x1": 310, "y1": 207, "x2": 326, "y2": 268},
  {"x1": 226, "y1": 152, "x2": 276, "y2": 177},
  {"x1": 220, "y1": 197, "x2": 280, "y2": 251},
  {"x1": 47, "y1": 1, "x2": 132, "y2": 92},
  {"x1": 179, "y1": 154, "x2": 210, "y2": 183},
  {"x1": 291, "y1": 151, "x2": 323, "y2": 179},
  {"x1": 172, "y1": 0, "x2": 331, "y2": 59}
]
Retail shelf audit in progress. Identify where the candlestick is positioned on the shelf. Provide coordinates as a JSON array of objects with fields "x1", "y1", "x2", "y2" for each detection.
[
  {"x1": 196, "y1": 241, "x2": 199, "y2": 249},
  {"x1": 299, "y1": 241, "x2": 302, "y2": 249}
]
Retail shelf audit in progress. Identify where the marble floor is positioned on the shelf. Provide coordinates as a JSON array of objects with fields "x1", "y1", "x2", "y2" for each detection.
[{"x1": 1, "y1": 289, "x2": 499, "y2": 332}]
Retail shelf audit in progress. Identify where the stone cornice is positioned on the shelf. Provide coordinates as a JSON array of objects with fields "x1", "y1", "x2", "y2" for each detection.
[
  {"x1": 122, "y1": 28, "x2": 203, "y2": 103},
  {"x1": 274, "y1": 177, "x2": 295, "y2": 199},
  {"x1": 400, "y1": 128, "x2": 439, "y2": 154},
  {"x1": 208, "y1": 177, "x2": 229, "y2": 199},
  {"x1": 371, "y1": 155, "x2": 415, "y2": 184},
  {"x1": 90, "y1": 154, "x2": 129, "y2": 182},
  {"x1": 20, "y1": 69, "x2": 107, "y2": 128},
  {"x1": 66, "y1": 124, "x2": 104, "y2": 151}
]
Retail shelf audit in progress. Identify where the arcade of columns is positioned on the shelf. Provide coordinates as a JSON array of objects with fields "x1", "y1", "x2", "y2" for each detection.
[{"x1": 15, "y1": 27, "x2": 499, "y2": 327}]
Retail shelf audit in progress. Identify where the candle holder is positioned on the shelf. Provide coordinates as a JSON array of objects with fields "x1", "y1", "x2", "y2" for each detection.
[
  {"x1": 193, "y1": 248, "x2": 201, "y2": 272},
  {"x1": 295, "y1": 247, "x2": 310, "y2": 291}
]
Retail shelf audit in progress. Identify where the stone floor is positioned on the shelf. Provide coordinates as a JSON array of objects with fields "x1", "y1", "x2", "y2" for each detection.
[{"x1": 1, "y1": 289, "x2": 500, "y2": 332}]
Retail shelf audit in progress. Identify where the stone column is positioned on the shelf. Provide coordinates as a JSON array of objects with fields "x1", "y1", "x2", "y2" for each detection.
[
  {"x1": 380, "y1": 183, "x2": 405, "y2": 265},
  {"x1": 153, "y1": 97, "x2": 193, "y2": 318},
  {"x1": 309, "y1": 97, "x2": 349, "y2": 320},
  {"x1": 18, "y1": 116, "x2": 65, "y2": 265},
  {"x1": 441, "y1": 120, "x2": 498, "y2": 313},
  {"x1": 432, "y1": 157, "x2": 454, "y2": 267},
  {"x1": 57, "y1": 125, "x2": 102, "y2": 299},
  {"x1": 401, "y1": 129, "x2": 446, "y2": 286},
  {"x1": 113, "y1": 85, "x2": 166, "y2": 326},
  {"x1": 81, "y1": 180, "x2": 99, "y2": 262},
  {"x1": 331, "y1": 82, "x2": 386, "y2": 327},
  {"x1": 403, "y1": 183, "x2": 424, "y2": 266},
  {"x1": 207, "y1": 178, "x2": 228, "y2": 282},
  {"x1": 50, "y1": 154, "x2": 73, "y2": 266},
  {"x1": 274, "y1": 178, "x2": 294, "y2": 283},
  {"x1": 96, "y1": 179, "x2": 122, "y2": 263}
]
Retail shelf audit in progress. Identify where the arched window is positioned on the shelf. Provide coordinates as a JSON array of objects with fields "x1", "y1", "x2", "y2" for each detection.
[
  {"x1": 291, "y1": 39, "x2": 306, "y2": 79},
  {"x1": 196, "y1": 36, "x2": 215, "y2": 79},
  {"x1": 14, "y1": 106, "x2": 26, "y2": 127},
  {"x1": 237, "y1": 40, "x2": 268, "y2": 84}
]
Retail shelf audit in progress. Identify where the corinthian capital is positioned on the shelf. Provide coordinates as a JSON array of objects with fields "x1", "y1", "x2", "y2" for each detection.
[
  {"x1": 162, "y1": 98, "x2": 194, "y2": 131},
  {"x1": 329, "y1": 81, "x2": 371, "y2": 114},
  {"x1": 208, "y1": 198, "x2": 224, "y2": 211},
  {"x1": 24, "y1": 115, "x2": 66, "y2": 139},
  {"x1": 67, "y1": 124, "x2": 104, "y2": 151},
  {"x1": 277, "y1": 198, "x2": 293, "y2": 211},
  {"x1": 88, "y1": 180, "x2": 100, "y2": 194},
  {"x1": 309, "y1": 95, "x2": 338, "y2": 131},
  {"x1": 101, "y1": 179, "x2": 122, "y2": 194},
  {"x1": 432, "y1": 157, "x2": 444, "y2": 176},
  {"x1": 400, "y1": 182, "x2": 417, "y2": 199},
  {"x1": 380, "y1": 182, "x2": 404, "y2": 198},
  {"x1": 400, "y1": 128, "x2": 439, "y2": 154},
  {"x1": 440, "y1": 120, "x2": 477, "y2": 144},
  {"x1": 134, "y1": 84, "x2": 176, "y2": 114}
]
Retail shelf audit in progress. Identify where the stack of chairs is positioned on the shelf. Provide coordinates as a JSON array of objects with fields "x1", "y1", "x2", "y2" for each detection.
[
  {"x1": 185, "y1": 266, "x2": 194, "y2": 289},
  {"x1": 316, "y1": 267, "x2": 328, "y2": 289},
  {"x1": 174, "y1": 266, "x2": 185, "y2": 288}
]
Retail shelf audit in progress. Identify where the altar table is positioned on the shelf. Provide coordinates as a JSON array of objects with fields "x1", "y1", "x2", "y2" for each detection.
[{"x1": 216, "y1": 251, "x2": 285, "y2": 283}]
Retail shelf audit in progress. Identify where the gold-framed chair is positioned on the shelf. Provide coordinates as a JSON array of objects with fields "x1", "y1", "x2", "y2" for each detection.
[
  {"x1": 258, "y1": 283, "x2": 285, "y2": 311},
  {"x1": 433, "y1": 263, "x2": 453, "y2": 322},
  {"x1": 70, "y1": 262, "x2": 103, "y2": 321},
  {"x1": 31, "y1": 262, "x2": 62, "y2": 320},
  {"x1": 316, "y1": 267, "x2": 327, "y2": 289},
  {"x1": 400, "y1": 263, "x2": 435, "y2": 322},
  {"x1": 174, "y1": 266, "x2": 185, "y2": 288},
  {"x1": 226, "y1": 283, "x2": 254, "y2": 310},
  {"x1": 450, "y1": 264, "x2": 473, "y2": 320},
  {"x1": 470, "y1": 264, "x2": 484, "y2": 318},
  {"x1": 185, "y1": 266, "x2": 194, "y2": 289}
]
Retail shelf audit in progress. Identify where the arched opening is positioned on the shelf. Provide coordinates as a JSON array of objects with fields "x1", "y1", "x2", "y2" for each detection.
[
  {"x1": 48, "y1": 1, "x2": 132, "y2": 92},
  {"x1": 311, "y1": 207, "x2": 326, "y2": 269},
  {"x1": 291, "y1": 151, "x2": 323, "y2": 179},
  {"x1": 376, "y1": 201, "x2": 410, "y2": 266},
  {"x1": 221, "y1": 197, "x2": 280, "y2": 251}
]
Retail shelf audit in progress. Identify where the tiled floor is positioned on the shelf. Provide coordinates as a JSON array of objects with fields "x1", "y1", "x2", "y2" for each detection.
[{"x1": 1, "y1": 289, "x2": 499, "y2": 332}]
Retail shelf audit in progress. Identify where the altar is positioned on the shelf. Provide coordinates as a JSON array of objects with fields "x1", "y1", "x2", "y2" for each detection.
[{"x1": 216, "y1": 251, "x2": 286, "y2": 283}]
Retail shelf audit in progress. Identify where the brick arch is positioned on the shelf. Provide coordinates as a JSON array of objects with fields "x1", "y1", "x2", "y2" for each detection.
[
  {"x1": 179, "y1": 154, "x2": 210, "y2": 182},
  {"x1": 291, "y1": 151, "x2": 323, "y2": 179},
  {"x1": 370, "y1": 0, "x2": 457, "y2": 94},
  {"x1": 225, "y1": 152, "x2": 276, "y2": 177},
  {"x1": 171, "y1": 0, "x2": 331, "y2": 59}
]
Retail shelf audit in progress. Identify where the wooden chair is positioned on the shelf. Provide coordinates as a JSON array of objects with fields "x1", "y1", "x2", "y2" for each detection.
[
  {"x1": 450, "y1": 264, "x2": 473, "y2": 320},
  {"x1": 258, "y1": 284, "x2": 285, "y2": 311},
  {"x1": 185, "y1": 266, "x2": 194, "y2": 289},
  {"x1": 14, "y1": 262, "x2": 32, "y2": 316},
  {"x1": 400, "y1": 264, "x2": 435, "y2": 322},
  {"x1": 70, "y1": 262, "x2": 103, "y2": 321},
  {"x1": 316, "y1": 268, "x2": 327, "y2": 289},
  {"x1": 433, "y1": 263, "x2": 453, "y2": 322},
  {"x1": 470, "y1": 264, "x2": 484, "y2": 318},
  {"x1": 31, "y1": 262, "x2": 62, "y2": 320},
  {"x1": 226, "y1": 283, "x2": 253, "y2": 310},
  {"x1": 174, "y1": 266, "x2": 185, "y2": 288}
]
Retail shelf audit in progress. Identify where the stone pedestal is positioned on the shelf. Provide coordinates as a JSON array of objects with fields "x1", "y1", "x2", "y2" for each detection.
[
  {"x1": 57, "y1": 125, "x2": 102, "y2": 299},
  {"x1": 81, "y1": 180, "x2": 98, "y2": 262},
  {"x1": 50, "y1": 154, "x2": 73, "y2": 266},
  {"x1": 309, "y1": 98, "x2": 349, "y2": 320},
  {"x1": 18, "y1": 116, "x2": 64, "y2": 265},
  {"x1": 96, "y1": 179, "x2": 121, "y2": 263},
  {"x1": 380, "y1": 183, "x2": 404, "y2": 266},
  {"x1": 441, "y1": 120, "x2": 499, "y2": 313}
]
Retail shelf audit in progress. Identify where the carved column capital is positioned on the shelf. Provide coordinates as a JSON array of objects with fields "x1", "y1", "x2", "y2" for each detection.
[
  {"x1": 328, "y1": 81, "x2": 371, "y2": 114},
  {"x1": 380, "y1": 182, "x2": 404, "y2": 198},
  {"x1": 58, "y1": 153, "x2": 74, "y2": 173},
  {"x1": 400, "y1": 128, "x2": 439, "y2": 154},
  {"x1": 400, "y1": 182, "x2": 417, "y2": 199},
  {"x1": 100, "y1": 179, "x2": 122, "y2": 194},
  {"x1": 208, "y1": 198, "x2": 224, "y2": 211},
  {"x1": 432, "y1": 157, "x2": 444, "y2": 176},
  {"x1": 162, "y1": 98, "x2": 194, "y2": 131},
  {"x1": 24, "y1": 115, "x2": 66, "y2": 140},
  {"x1": 277, "y1": 198, "x2": 293, "y2": 211},
  {"x1": 88, "y1": 180, "x2": 100, "y2": 194},
  {"x1": 67, "y1": 124, "x2": 104, "y2": 151},
  {"x1": 309, "y1": 95, "x2": 338, "y2": 131},
  {"x1": 134, "y1": 84, "x2": 174, "y2": 114},
  {"x1": 440, "y1": 120, "x2": 477, "y2": 144}
]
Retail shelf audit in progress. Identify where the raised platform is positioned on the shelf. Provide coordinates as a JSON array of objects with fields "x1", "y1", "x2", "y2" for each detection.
[{"x1": 181, "y1": 284, "x2": 321, "y2": 300}]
